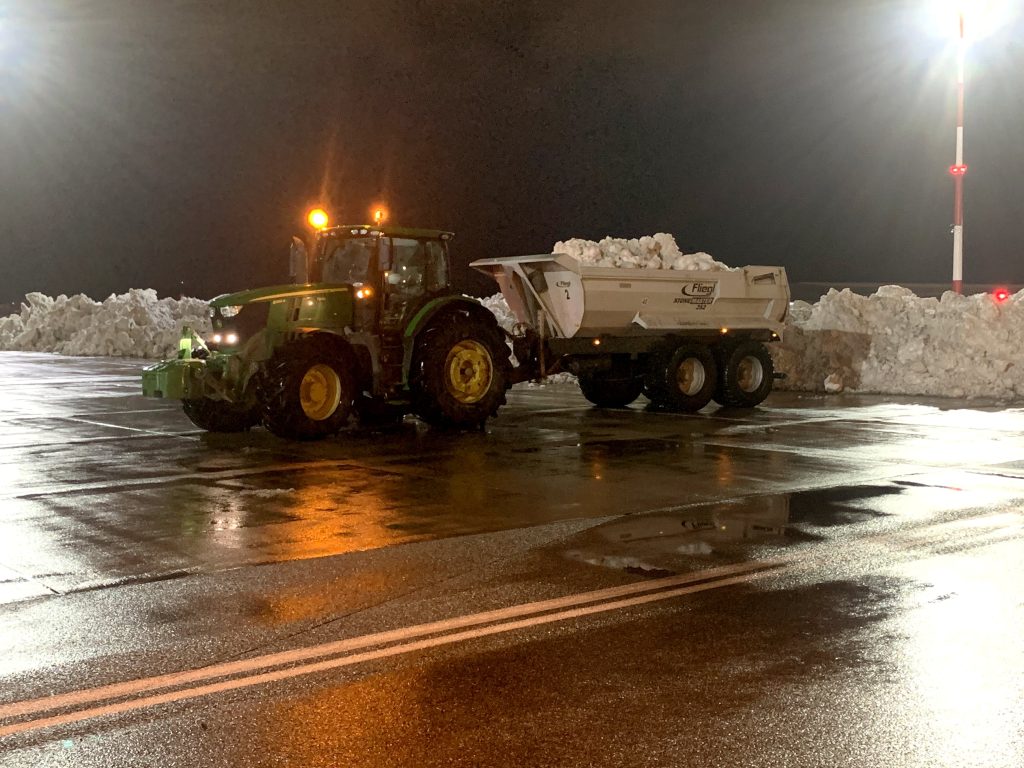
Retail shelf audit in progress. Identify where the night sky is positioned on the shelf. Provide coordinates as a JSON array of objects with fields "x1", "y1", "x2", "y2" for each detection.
[{"x1": 1, "y1": 0, "x2": 1022, "y2": 305}]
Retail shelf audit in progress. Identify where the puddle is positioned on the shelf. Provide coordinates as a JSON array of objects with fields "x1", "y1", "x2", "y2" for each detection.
[
  {"x1": 787, "y1": 484, "x2": 902, "y2": 527},
  {"x1": 562, "y1": 474, "x2": 1024, "y2": 576}
]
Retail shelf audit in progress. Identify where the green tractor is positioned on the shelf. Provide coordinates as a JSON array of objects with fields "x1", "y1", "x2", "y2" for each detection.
[{"x1": 142, "y1": 224, "x2": 510, "y2": 439}]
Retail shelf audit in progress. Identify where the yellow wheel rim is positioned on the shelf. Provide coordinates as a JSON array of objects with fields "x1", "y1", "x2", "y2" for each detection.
[
  {"x1": 444, "y1": 340, "x2": 493, "y2": 404},
  {"x1": 299, "y1": 363, "x2": 342, "y2": 421},
  {"x1": 675, "y1": 357, "x2": 706, "y2": 396}
]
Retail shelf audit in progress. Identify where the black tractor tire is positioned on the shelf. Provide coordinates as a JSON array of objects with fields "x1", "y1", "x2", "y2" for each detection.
[
  {"x1": 655, "y1": 343, "x2": 718, "y2": 412},
  {"x1": 182, "y1": 398, "x2": 259, "y2": 433},
  {"x1": 713, "y1": 339, "x2": 774, "y2": 408},
  {"x1": 411, "y1": 313, "x2": 510, "y2": 429},
  {"x1": 258, "y1": 336, "x2": 356, "y2": 440},
  {"x1": 578, "y1": 371, "x2": 644, "y2": 408}
]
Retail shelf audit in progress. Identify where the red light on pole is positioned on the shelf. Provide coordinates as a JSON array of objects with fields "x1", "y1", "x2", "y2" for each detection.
[{"x1": 949, "y1": 164, "x2": 968, "y2": 176}]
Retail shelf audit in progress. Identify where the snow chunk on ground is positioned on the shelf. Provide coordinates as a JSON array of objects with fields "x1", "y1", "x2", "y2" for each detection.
[
  {"x1": 0, "y1": 289, "x2": 211, "y2": 359},
  {"x1": 552, "y1": 233, "x2": 732, "y2": 271}
]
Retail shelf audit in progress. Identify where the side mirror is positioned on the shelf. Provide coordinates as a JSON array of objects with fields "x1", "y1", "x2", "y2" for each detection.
[{"x1": 289, "y1": 236, "x2": 308, "y2": 284}]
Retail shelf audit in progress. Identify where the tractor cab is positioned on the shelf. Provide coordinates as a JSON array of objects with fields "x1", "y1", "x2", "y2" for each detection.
[{"x1": 309, "y1": 226, "x2": 455, "y2": 329}]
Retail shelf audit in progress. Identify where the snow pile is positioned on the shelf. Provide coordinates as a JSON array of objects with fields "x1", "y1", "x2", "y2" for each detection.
[
  {"x1": 553, "y1": 233, "x2": 731, "y2": 271},
  {"x1": 478, "y1": 293, "x2": 517, "y2": 332},
  {"x1": 2, "y1": 277, "x2": 1022, "y2": 402},
  {"x1": 773, "y1": 286, "x2": 1024, "y2": 399},
  {"x1": 0, "y1": 289, "x2": 211, "y2": 358}
]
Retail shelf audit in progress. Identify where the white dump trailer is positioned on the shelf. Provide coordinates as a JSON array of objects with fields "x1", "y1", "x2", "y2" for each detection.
[{"x1": 471, "y1": 252, "x2": 790, "y2": 410}]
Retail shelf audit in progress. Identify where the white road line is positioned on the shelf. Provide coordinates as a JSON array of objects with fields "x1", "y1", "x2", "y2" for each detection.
[
  {"x1": 62, "y1": 416, "x2": 191, "y2": 436},
  {"x1": 1, "y1": 459, "x2": 370, "y2": 501},
  {"x1": 2, "y1": 455, "x2": 447, "y2": 501},
  {"x1": 0, "y1": 561, "x2": 782, "y2": 723},
  {"x1": 0, "y1": 565, "x2": 778, "y2": 739}
]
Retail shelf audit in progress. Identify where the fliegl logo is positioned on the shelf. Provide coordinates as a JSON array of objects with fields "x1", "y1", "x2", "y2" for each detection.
[{"x1": 673, "y1": 280, "x2": 717, "y2": 309}]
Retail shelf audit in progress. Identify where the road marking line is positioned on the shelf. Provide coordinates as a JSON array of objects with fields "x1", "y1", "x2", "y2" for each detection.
[
  {"x1": 0, "y1": 565, "x2": 779, "y2": 738},
  {"x1": 1, "y1": 455, "x2": 448, "y2": 501},
  {"x1": 62, "y1": 416, "x2": 189, "y2": 436}
]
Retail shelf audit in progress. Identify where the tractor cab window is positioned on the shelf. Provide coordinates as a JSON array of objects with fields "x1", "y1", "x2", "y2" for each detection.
[
  {"x1": 385, "y1": 238, "x2": 448, "y2": 295},
  {"x1": 321, "y1": 236, "x2": 378, "y2": 285},
  {"x1": 386, "y1": 239, "x2": 427, "y2": 295},
  {"x1": 425, "y1": 241, "x2": 448, "y2": 292}
]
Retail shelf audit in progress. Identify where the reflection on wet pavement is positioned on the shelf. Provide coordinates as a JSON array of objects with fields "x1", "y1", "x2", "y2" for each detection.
[
  {"x1": 3, "y1": 355, "x2": 1024, "y2": 606},
  {"x1": 561, "y1": 473, "x2": 1024, "y2": 577}
]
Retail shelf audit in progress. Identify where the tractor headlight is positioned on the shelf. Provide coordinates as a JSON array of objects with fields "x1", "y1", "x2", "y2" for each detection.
[
  {"x1": 219, "y1": 305, "x2": 243, "y2": 318},
  {"x1": 209, "y1": 332, "x2": 239, "y2": 347}
]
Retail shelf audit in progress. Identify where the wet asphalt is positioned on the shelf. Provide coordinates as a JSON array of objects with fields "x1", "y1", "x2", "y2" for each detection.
[{"x1": 0, "y1": 351, "x2": 1023, "y2": 767}]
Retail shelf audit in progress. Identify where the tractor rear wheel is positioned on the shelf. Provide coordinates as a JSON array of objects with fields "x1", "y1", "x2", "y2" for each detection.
[
  {"x1": 411, "y1": 313, "x2": 509, "y2": 429},
  {"x1": 258, "y1": 336, "x2": 355, "y2": 440},
  {"x1": 182, "y1": 398, "x2": 259, "y2": 433}
]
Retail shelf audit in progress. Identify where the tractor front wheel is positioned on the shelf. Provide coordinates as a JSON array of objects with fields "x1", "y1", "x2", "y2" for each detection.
[{"x1": 258, "y1": 337, "x2": 355, "y2": 440}]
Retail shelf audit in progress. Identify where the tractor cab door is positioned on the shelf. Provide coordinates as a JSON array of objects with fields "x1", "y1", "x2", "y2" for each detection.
[{"x1": 381, "y1": 237, "x2": 449, "y2": 328}]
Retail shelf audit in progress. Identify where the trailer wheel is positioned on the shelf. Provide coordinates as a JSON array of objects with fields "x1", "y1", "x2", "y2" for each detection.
[
  {"x1": 658, "y1": 343, "x2": 718, "y2": 412},
  {"x1": 714, "y1": 340, "x2": 774, "y2": 408},
  {"x1": 412, "y1": 313, "x2": 509, "y2": 429},
  {"x1": 181, "y1": 398, "x2": 259, "y2": 433},
  {"x1": 578, "y1": 371, "x2": 644, "y2": 408},
  {"x1": 258, "y1": 336, "x2": 355, "y2": 440}
]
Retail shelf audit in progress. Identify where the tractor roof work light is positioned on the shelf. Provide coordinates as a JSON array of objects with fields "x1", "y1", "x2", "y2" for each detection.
[
  {"x1": 372, "y1": 206, "x2": 388, "y2": 225},
  {"x1": 307, "y1": 207, "x2": 330, "y2": 230}
]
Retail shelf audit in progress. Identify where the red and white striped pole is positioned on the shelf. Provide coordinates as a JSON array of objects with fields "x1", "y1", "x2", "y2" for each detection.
[{"x1": 949, "y1": 11, "x2": 968, "y2": 294}]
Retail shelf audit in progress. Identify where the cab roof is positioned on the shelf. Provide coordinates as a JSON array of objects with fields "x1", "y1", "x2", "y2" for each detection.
[{"x1": 322, "y1": 224, "x2": 454, "y2": 240}]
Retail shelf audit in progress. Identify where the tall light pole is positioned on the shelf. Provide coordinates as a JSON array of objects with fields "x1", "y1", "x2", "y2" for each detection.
[{"x1": 949, "y1": 10, "x2": 968, "y2": 295}]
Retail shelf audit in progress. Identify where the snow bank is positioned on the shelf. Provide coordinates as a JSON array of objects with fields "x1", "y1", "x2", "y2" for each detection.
[
  {"x1": 0, "y1": 290, "x2": 211, "y2": 359},
  {"x1": 1, "y1": 263, "x2": 1021, "y2": 403},
  {"x1": 773, "y1": 286, "x2": 1024, "y2": 399},
  {"x1": 553, "y1": 233, "x2": 730, "y2": 271}
]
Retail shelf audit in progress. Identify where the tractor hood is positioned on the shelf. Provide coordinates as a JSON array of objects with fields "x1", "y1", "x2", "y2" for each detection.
[{"x1": 209, "y1": 283, "x2": 353, "y2": 308}]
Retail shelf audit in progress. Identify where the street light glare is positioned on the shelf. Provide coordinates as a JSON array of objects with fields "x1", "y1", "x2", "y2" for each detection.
[{"x1": 925, "y1": 0, "x2": 1015, "y2": 42}]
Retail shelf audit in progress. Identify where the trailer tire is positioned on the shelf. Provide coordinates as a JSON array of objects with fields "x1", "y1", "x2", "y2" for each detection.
[
  {"x1": 578, "y1": 371, "x2": 644, "y2": 408},
  {"x1": 182, "y1": 398, "x2": 259, "y2": 433},
  {"x1": 657, "y1": 343, "x2": 718, "y2": 412},
  {"x1": 714, "y1": 340, "x2": 774, "y2": 408},
  {"x1": 258, "y1": 336, "x2": 355, "y2": 440},
  {"x1": 412, "y1": 313, "x2": 509, "y2": 429}
]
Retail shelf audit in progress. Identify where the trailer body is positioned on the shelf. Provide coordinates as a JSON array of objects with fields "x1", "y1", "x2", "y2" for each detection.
[{"x1": 471, "y1": 252, "x2": 790, "y2": 410}]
